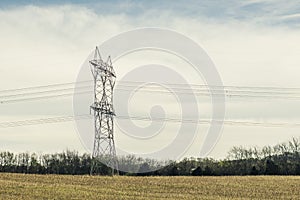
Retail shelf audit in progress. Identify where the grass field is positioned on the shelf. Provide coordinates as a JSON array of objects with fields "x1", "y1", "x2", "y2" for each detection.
[{"x1": 0, "y1": 173, "x2": 299, "y2": 199}]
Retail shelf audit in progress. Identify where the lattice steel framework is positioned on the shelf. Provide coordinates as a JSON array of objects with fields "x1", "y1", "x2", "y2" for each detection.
[{"x1": 90, "y1": 47, "x2": 118, "y2": 175}]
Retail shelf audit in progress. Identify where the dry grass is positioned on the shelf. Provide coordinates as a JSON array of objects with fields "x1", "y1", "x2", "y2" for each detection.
[{"x1": 0, "y1": 173, "x2": 299, "y2": 199}]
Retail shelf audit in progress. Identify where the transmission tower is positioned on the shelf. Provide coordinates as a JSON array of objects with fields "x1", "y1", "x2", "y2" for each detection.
[{"x1": 90, "y1": 47, "x2": 118, "y2": 175}]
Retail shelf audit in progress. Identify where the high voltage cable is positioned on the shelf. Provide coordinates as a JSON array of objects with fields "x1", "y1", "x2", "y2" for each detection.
[
  {"x1": 3, "y1": 85, "x2": 300, "y2": 99},
  {"x1": 2, "y1": 81, "x2": 300, "y2": 104},
  {"x1": 0, "y1": 115, "x2": 91, "y2": 128},
  {"x1": 4, "y1": 86, "x2": 300, "y2": 99},
  {"x1": 2, "y1": 81, "x2": 300, "y2": 96},
  {"x1": 1, "y1": 115, "x2": 300, "y2": 128},
  {"x1": 2, "y1": 90, "x2": 300, "y2": 104},
  {"x1": 119, "y1": 80, "x2": 300, "y2": 91},
  {"x1": 3, "y1": 82, "x2": 300, "y2": 96},
  {"x1": 0, "y1": 86, "x2": 90, "y2": 99},
  {"x1": 1, "y1": 80, "x2": 300, "y2": 94},
  {"x1": 115, "y1": 88, "x2": 300, "y2": 100},
  {"x1": 117, "y1": 116, "x2": 300, "y2": 128},
  {"x1": 0, "y1": 80, "x2": 91, "y2": 94},
  {"x1": 0, "y1": 91, "x2": 91, "y2": 104},
  {"x1": 2, "y1": 83, "x2": 300, "y2": 98},
  {"x1": 116, "y1": 86, "x2": 300, "y2": 98}
]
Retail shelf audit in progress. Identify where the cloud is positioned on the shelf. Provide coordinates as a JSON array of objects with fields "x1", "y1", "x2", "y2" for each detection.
[{"x1": 0, "y1": 3, "x2": 299, "y2": 158}]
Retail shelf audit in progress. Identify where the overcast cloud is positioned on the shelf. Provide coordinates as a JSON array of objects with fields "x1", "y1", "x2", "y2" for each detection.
[{"x1": 0, "y1": 0, "x2": 299, "y2": 159}]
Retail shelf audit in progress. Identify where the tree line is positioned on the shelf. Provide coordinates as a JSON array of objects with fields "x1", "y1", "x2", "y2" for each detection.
[{"x1": 0, "y1": 137, "x2": 299, "y2": 176}]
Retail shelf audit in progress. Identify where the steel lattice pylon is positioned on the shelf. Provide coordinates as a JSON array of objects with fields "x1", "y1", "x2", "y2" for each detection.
[{"x1": 90, "y1": 47, "x2": 118, "y2": 175}]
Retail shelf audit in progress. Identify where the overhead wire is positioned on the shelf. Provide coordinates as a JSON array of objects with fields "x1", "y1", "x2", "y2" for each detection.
[
  {"x1": 1, "y1": 80, "x2": 300, "y2": 94},
  {"x1": 1, "y1": 81, "x2": 300, "y2": 104},
  {"x1": 1, "y1": 114, "x2": 300, "y2": 128}
]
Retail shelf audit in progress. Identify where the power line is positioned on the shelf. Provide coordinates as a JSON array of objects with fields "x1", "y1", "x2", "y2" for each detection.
[
  {"x1": 4, "y1": 85, "x2": 300, "y2": 101},
  {"x1": 115, "y1": 87, "x2": 300, "y2": 99},
  {"x1": 1, "y1": 114, "x2": 300, "y2": 128},
  {"x1": 117, "y1": 84, "x2": 300, "y2": 95},
  {"x1": 119, "y1": 80, "x2": 300, "y2": 91},
  {"x1": 117, "y1": 116, "x2": 300, "y2": 128},
  {"x1": 1, "y1": 80, "x2": 300, "y2": 94},
  {"x1": 0, "y1": 91, "x2": 91, "y2": 104},
  {"x1": 0, "y1": 115, "x2": 91, "y2": 128},
  {"x1": 1, "y1": 80, "x2": 300, "y2": 97},
  {"x1": 0, "y1": 80, "x2": 91, "y2": 94},
  {"x1": 2, "y1": 88, "x2": 300, "y2": 104},
  {"x1": 0, "y1": 86, "x2": 91, "y2": 99},
  {"x1": 2, "y1": 81, "x2": 300, "y2": 104}
]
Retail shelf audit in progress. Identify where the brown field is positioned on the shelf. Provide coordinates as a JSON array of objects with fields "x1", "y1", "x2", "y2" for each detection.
[{"x1": 0, "y1": 173, "x2": 299, "y2": 199}]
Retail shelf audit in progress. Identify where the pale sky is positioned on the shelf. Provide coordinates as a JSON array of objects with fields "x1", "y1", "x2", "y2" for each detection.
[{"x1": 0, "y1": 0, "x2": 300, "y2": 159}]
